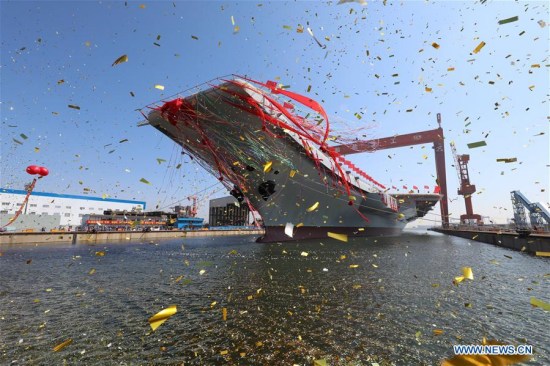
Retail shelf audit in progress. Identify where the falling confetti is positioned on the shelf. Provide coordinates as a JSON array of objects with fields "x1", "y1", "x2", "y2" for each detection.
[
  {"x1": 284, "y1": 222, "x2": 294, "y2": 237},
  {"x1": 68, "y1": 104, "x2": 80, "y2": 110},
  {"x1": 154, "y1": 84, "x2": 165, "y2": 90},
  {"x1": 111, "y1": 54, "x2": 128, "y2": 66},
  {"x1": 306, "y1": 202, "x2": 320, "y2": 212},
  {"x1": 52, "y1": 339, "x2": 73, "y2": 352},
  {"x1": 148, "y1": 305, "x2": 177, "y2": 331},
  {"x1": 139, "y1": 178, "x2": 151, "y2": 185},
  {"x1": 498, "y1": 16, "x2": 518, "y2": 25},
  {"x1": 530, "y1": 296, "x2": 550, "y2": 310},
  {"x1": 467, "y1": 141, "x2": 487, "y2": 149},
  {"x1": 263, "y1": 161, "x2": 273, "y2": 172},
  {"x1": 472, "y1": 41, "x2": 486, "y2": 54},
  {"x1": 327, "y1": 232, "x2": 348, "y2": 242}
]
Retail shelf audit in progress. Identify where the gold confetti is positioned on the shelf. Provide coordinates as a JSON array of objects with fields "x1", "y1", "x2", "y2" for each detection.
[
  {"x1": 148, "y1": 305, "x2": 177, "y2": 331},
  {"x1": 154, "y1": 84, "x2": 165, "y2": 90},
  {"x1": 289, "y1": 169, "x2": 297, "y2": 177},
  {"x1": 433, "y1": 329, "x2": 444, "y2": 335},
  {"x1": 68, "y1": 104, "x2": 80, "y2": 110},
  {"x1": 431, "y1": 42, "x2": 440, "y2": 49},
  {"x1": 300, "y1": 251, "x2": 309, "y2": 257},
  {"x1": 425, "y1": 87, "x2": 432, "y2": 92},
  {"x1": 313, "y1": 360, "x2": 328, "y2": 366},
  {"x1": 199, "y1": 269, "x2": 206, "y2": 275},
  {"x1": 263, "y1": 161, "x2": 273, "y2": 172},
  {"x1": 349, "y1": 264, "x2": 359, "y2": 268},
  {"x1": 530, "y1": 296, "x2": 550, "y2": 310},
  {"x1": 111, "y1": 54, "x2": 128, "y2": 66},
  {"x1": 462, "y1": 267, "x2": 474, "y2": 280},
  {"x1": 222, "y1": 307, "x2": 227, "y2": 321},
  {"x1": 95, "y1": 251, "x2": 105, "y2": 256},
  {"x1": 220, "y1": 350, "x2": 229, "y2": 355},
  {"x1": 88, "y1": 268, "x2": 96, "y2": 275},
  {"x1": 447, "y1": 67, "x2": 455, "y2": 71},
  {"x1": 53, "y1": 338, "x2": 73, "y2": 352},
  {"x1": 34, "y1": 147, "x2": 40, "y2": 152},
  {"x1": 535, "y1": 252, "x2": 550, "y2": 257},
  {"x1": 472, "y1": 41, "x2": 486, "y2": 54},
  {"x1": 306, "y1": 202, "x2": 319, "y2": 212},
  {"x1": 327, "y1": 232, "x2": 348, "y2": 242},
  {"x1": 139, "y1": 178, "x2": 151, "y2": 185}
]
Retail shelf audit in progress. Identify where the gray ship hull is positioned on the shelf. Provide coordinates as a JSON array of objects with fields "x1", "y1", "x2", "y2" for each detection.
[{"x1": 146, "y1": 78, "x2": 440, "y2": 242}]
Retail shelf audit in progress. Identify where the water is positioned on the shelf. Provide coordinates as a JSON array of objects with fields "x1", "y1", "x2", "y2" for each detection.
[{"x1": 1, "y1": 230, "x2": 548, "y2": 365}]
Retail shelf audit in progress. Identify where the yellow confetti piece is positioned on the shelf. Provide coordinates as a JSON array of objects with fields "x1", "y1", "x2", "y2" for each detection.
[
  {"x1": 530, "y1": 296, "x2": 550, "y2": 311},
  {"x1": 263, "y1": 161, "x2": 273, "y2": 172},
  {"x1": 425, "y1": 87, "x2": 432, "y2": 92},
  {"x1": 231, "y1": 15, "x2": 235, "y2": 26},
  {"x1": 139, "y1": 4, "x2": 146, "y2": 9},
  {"x1": 472, "y1": 41, "x2": 486, "y2": 54},
  {"x1": 433, "y1": 329, "x2": 444, "y2": 336},
  {"x1": 53, "y1": 338, "x2": 73, "y2": 352},
  {"x1": 349, "y1": 264, "x2": 359, "y2": 268},
  {"x1": 447, "y1": 67, "x2": 455, "y2": 71},
  {"x1": 255, "y1": 341, "x2": 263, "y2": 347},
  {"x1": 531, "y1": 64, "x2": 540, "y2": 68},
  {"x1": 327, "y1": 232, "x2": 348, "y2": 242},
  {"x1": 431, "y1": 42, "x2": 440, "y2": 49},
  {"x1": 139, "y1": 178, "x2": 151, "y2": 185},
  {"x1": 222, "y1": 307, "x2": 227, "y2": 321},
  {"x1": 453, "y1": 276, "x2": 465, "y2": 285},
  {"x1": 301, "y1": 251, "x2": 309, "y2": 257},
  {"x1": 289, "y1": 169, "x2": 297, "y2": 177},
  {"x1": 462, "y1": 267, "x2": 474, "y2": 280},
  {"x1": 88, "y1": 268, "x2": 96, "y2": 275},
  {"x1": 95, "y1": 251, "x2": 105, "y2": 256},
  {"x1": 313, "y1": 359, "x2": 328, "y2": 366},
  {"x1": 199, "y1": 269, "x2": 206, "y2": 275},
  {"x1": 34, "y1": 147, "x2": 40, "y2": 152},
  {"x1": 111, "y1": 54, "x2": 128, "y2": 66},
  {"x1": 306, "y1": 202, "x2": 319, "y2": 212},
  {"x1": 154, "y1": 84, "x2": 165, "y2": 90},
  {"x1": 220, "y1": 350, "x2": 229, "y2": 355},
  {"x1": 148, "y1": 305, "x2": 177, "y2": 331},
  {"x1": 535, "y1": 252, "x2": 550, "y2": 257},
  {"x1": 247, "y1": 295, "x2": 253, "y2": 300},
  {"x1": 528, "y1": 85, "x2": 535, "y2": 91}
]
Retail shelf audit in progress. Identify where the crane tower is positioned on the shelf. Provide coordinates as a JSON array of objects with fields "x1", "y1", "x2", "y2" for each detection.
[{"x1": 450, "y1": 142, "x2": 482, "y2": 225}]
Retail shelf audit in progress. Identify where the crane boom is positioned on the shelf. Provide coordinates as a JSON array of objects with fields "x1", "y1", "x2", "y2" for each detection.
[{"x1": 331, "y1": 113, "x2": 449, "y2": 227}]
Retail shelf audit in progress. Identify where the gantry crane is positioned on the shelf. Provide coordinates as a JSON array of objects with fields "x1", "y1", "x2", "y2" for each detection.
[
  {"x1": 188, "y1": 195, "x2": 198, "y2": 217},
  {"x1": 332, "y1": 113, "x2": 449, "y2": 227},
  {"x1": 450, "y1": 141, "x2": 482, "y2": 225},
  {"x1": 510, "y1": 190, "x2": 550, "y2": 231}
]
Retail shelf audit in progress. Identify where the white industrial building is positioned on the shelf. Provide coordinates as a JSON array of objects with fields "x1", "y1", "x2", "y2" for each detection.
[{"x1": 0, "y1": 188, "x2": 146, "y2": 229}]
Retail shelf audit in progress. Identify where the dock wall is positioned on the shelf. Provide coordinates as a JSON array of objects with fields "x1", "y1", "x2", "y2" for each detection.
[
  {"x1": 431, "y1": 227, "x2": 550, "y2": 254},
  {"x1": 0, "y1": 229, "x2": 265, "y2": 246}
]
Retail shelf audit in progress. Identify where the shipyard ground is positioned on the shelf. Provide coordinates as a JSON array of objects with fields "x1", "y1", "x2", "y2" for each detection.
[
  {"x1": 430, "y1": 226, "x2": 550, "y2": 255},
  {"x1": 0, "y1": 228, "x2": 264, "y2": 246}
]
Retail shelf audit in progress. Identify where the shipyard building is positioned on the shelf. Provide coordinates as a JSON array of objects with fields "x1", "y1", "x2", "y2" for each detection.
[
  {"x1": 0, "y1": 188, "x2": 145, "y2": 231},
  {"x1": 209, "y1": 196, "x2": 250, "y2": 227}
]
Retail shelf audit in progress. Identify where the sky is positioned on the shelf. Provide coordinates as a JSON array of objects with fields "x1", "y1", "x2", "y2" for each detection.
[{"x1": 1, "y1": 0, "x2": 548, "y2": 224}]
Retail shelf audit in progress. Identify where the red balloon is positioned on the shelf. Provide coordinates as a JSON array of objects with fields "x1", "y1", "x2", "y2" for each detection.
[
  {"x1": 38, "y1": 167, "x2": 49, "y2": 176},
  {"x1": 26, "y1": 165, "x2": 39, "y2": 175}
]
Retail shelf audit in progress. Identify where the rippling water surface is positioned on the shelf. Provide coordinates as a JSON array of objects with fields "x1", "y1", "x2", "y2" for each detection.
[{"x1": 1, "y1": 230, "x2": 548, "y2": 365}]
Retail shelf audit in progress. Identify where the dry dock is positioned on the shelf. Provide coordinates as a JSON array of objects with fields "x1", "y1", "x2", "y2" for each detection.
[
  {"x1": 0, "y1": 229, "x2": 265, "y2": 246},
  {"x1": 430, "y1": 227, "x2": 550, "y2": 255}
]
